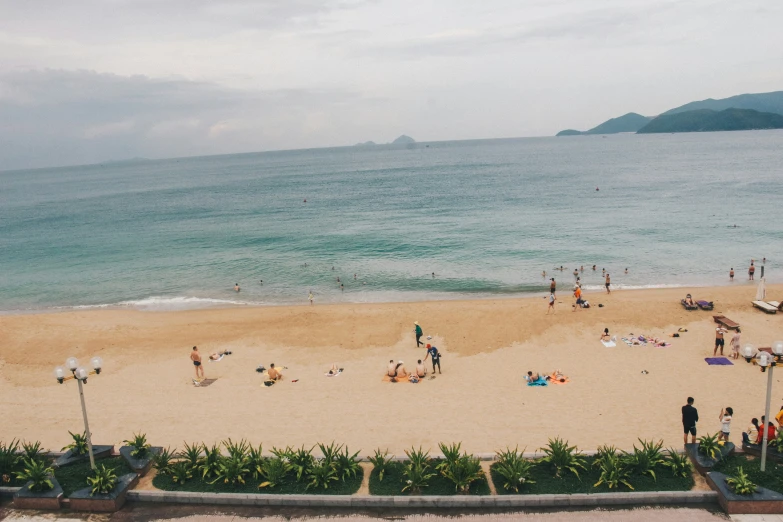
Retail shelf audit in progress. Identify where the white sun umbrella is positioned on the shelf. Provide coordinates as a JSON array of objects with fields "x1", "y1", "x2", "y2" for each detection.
[{"x1": 756, "y1": 277, "x2": 766, "y2": 301}]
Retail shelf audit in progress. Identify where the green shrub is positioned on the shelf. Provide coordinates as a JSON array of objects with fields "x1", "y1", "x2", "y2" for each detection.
[
  {"x1": 539, "y1": 437, "x2": 587, "y2": 479},
  {"x1": 334, "y1": 446, "x2": 361, "y2": 481},
  {"x1": 272, "y1": 445, "x2": 313, "y2": 482},
  {"x1": 22, "y1": 441, "x2": 45, "y2": 465},
  {"x1": 0, "y1": 439, "x2": 21, "y2": 478},
  {"x1": 86, "y1": 464, "x2": 118, "y2": 496},
  {"x1": 594, "y1": 453, "x2": 634, "y2": 490},
  {"x1": 441, "y1": 454, "x2": 483, "y2": 494},
  {"x1": 769, "y1": 432, "x2": 783, "y2": 453},
  {"x1": 247, "y1": 443, "x2": 264, "y2": 480},
  {"x1": 178, "y1": 442, "x2": 201, "y2": 470},
  {"x1": 306, "y1": 460, "x2": 338, "y2": 490},
  {"x1": 623, "y1": 439, "x2": 665, "y2": 481},
  {"x1": 726, "y1": 466, "x2": 758, "y2": 495},
  {"x1": 62, "y1": 431, "x2": 89, "y2": 456},
  {"x1": 223, "y1": 438, "x2": 249, "y2": 460},
  {"x1": 169, "y1": 461, "x2": 192, "y2": 484},
  {"x1": 593, "y1": 444, "x2": 619, "y2": 468},
  {"x1": 151, "y1": 447, "x2": 175, "y2": 475},
  {"x1": 405, "y1": 446, "x2": 432, "y2": 469},
  {"x1": 493, "y1": 447, "x2": 535, "y2": 493},
  {"x1": 698, "y1": 433, "x2": 722, "y2": 460},
  {"x1": 15, "y1": 458, "x2": 54, "y2": 492},
  {"x1": 199, "y1": 443, "x2": 222, "y2": 480},
  {"x1": 664, "y1": 448, "x2": 692, "y2": 478},
  {"x1": 317, "y1": 441, "x2": 342, "y2": 464},
  {"x1": 436, "y1": 442, "x2": 462, "y2": 474},
  {"x1": 368, "y1": 449, "x2": 393, "y2": 482},
  {"x1": 258, "y1": 457, "x2": 290, "y2": 489},
  {"x1": 212, "y1": 455, "x2": 250, "y2": 486},
  {"x1": 401, "y1": 461, "x2": 435, "y2": 494},
  {"x1": 123, "y1": 433, "x2": 151, "y2": 458}
]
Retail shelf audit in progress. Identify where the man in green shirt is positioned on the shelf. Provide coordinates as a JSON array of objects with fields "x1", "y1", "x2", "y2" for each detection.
[{"x1": 414, "y1": 321, "x2": 423, "y2": 347}]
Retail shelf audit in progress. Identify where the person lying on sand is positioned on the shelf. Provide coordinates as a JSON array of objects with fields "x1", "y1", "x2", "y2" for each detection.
[
  {"x1": 267, "y1": 363, "x2": 283, "y2": 381},
  {"x1": 415, "y1": 360, "x2": 427, "y2": 378},
  {"x1": 326, "y1": 363, "x2": 342, "y2": 376},
  {"x1": 550, "y1": 369, "x2": 567, "y2": 382},
  {"x1": 526, "y1": 371, "x2": 542, "y2": 382},
  {"x1": 209, "y1": 350, "x2": 232, "y2": 361}
]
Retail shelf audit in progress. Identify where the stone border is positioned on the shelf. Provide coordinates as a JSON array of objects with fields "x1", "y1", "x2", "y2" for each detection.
[
  {"x1": 0, "y1": 486, "x2": 22, "y2": 498},
  {"x1": 127, "y1": 489, "x2": 717, "y2": 508}
]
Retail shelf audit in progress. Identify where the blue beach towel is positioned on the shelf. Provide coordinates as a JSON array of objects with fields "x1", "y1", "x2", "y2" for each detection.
[
  {"x1": 526, "y1": 376, "x2": 548, "y2": 386},
  {"x1": 705, "y1": 357, "x2": 733, "y2": 366}
]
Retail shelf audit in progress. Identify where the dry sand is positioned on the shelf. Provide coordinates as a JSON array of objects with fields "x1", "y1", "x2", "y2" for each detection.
[{"x1": 1, "y1": 284, "x2": 782, "y2": 455}]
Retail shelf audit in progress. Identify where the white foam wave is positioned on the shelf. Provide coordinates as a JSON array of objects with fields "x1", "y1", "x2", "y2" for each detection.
[{"x1": 58, "y1": 296, "x2": 268, "y2": 312}]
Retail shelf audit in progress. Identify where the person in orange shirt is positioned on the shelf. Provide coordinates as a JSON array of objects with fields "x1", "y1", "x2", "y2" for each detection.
[{"x1": 573, "y1": 286, "x2": 583, "y2": 312}]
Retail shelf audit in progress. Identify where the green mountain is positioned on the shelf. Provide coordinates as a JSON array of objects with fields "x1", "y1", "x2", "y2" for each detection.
[
  {"x1": 637, "y1": 108, "x2": 783, "y2": 134},
  {"x1": 556, "y1": 112, "x2": 652, "y2": 136},
  {"x1": 662, "y1": 91, "x2": 783, "y2": 117}
]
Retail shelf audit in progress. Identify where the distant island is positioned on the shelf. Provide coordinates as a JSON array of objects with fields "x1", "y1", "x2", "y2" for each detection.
[
  {"x1": 637, "y1": 108, "x2": 783, "y2": 134},
  {"x1": 556, "y1": 90, "x2": 783, "y2": 136},
  {"x1": 352, "y1": 135, "x2": 416, "y2": 147}
]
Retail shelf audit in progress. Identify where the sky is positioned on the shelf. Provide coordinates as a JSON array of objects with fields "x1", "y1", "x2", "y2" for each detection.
[{"x1": 1, "y1": 0, "x2": 782, "y2": 170}]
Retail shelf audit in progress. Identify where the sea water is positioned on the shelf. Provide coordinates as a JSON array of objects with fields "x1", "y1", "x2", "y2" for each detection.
[{"x1": 1, "y1": 130, "x2": 782, "y2": 312}]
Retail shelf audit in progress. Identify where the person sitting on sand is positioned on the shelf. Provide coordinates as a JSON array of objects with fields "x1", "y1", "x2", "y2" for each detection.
[
  {"x1": 394, "y1": 360, "x2": 407, "y2": 377},
  {"x1": 415, "y1": 359, "x2": 427, "y2": 378},
  {"x1": 387, "y1": 360, "x2": 397, "y2": 377},
  {"x1": 600, "y1": 328, "x2": 611, "y2": 341},
  {"x1": 742, "y1": 418, "x2": 760, "y2": 444},
  {"x1": 267, "y1": 363, "x2": 283, "y2": 381}
]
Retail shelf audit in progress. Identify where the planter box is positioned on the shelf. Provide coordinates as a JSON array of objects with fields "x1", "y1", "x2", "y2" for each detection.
[
  {"x1": 706, "y1": 471, "x2": 783, "y2": 514},
  {"x1": 13, "y1": 477, "x2": 63, "y2": 510},
  {"x1": 119, "y1": 446, "x2": 161, "y2": 476},
  {"x1": 55, "y1": 445, "x2": 114, "y2": 468},
  {"x1": 741, "y1": 442, "x2": 783, "y2": 462},
  {"x1": 685, "y1": 442, "x2": 734, "y2": 475},
  {"x1": 69, "y1": 473, "x2": 139, "y2": 512}
]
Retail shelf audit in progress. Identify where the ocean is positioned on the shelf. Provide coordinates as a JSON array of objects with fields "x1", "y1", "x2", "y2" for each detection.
[{"x1": 1, "y1": 130, "x2": 782, "y2": 312}]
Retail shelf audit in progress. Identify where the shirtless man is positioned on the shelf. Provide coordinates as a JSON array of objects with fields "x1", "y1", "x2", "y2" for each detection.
[
  {"x1": 267, "y1": 363, "x2": 283, "y2": 381},
  {"x1": 190, "y1": 346, "x2": 204, "y2": 380},
  {"x1": 549, "y1": 278, "x2": 556, "y2": 298},
  {"x1": 415, "y1": 359, "x2": 427, "y2": 378},
  {"x1": 387, "y1": 360, "x2": 397, "y2": 377},
  {"x1": 749, "y1": 262, "x2": 755, "y2": 281},
  {"x1": 526, "y1": 371, "x2": 542, "y2": 382},
  {"x1": 605, "y1": 273, "x2": 611, "y2": 293},
  {"x1": 714, "y1": 326, "x2": 728, "y2": 356},
  {"x1": 394, "y1": 361, "x2": 407, "y2": 377}
]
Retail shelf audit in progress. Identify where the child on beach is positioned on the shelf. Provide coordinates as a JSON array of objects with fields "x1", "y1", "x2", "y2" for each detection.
[
  {"x1": 730, "y1": 329, "x2": 741, "y2": 359},
  {"x1": 547, "y1": 292, "x2": 555, "y2": 314},
  {"x1": 719, "y1": 407, "x2": 733, "y2": 441}
]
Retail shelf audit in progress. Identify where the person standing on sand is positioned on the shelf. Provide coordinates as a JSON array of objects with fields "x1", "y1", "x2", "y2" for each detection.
[
  {"x1": 682, "y1": 397, "x2": 699, "y2": 444},
  {"x1": 547, "y1": 292, "x2": 556, "y2": 314},
  {"x1": 550, "y1": 278, "x2": 556, "y2": 298},
  {"x1": 749, "y1": 261, "x2": 755, "y2": 280},
  {"x1": 730, "y1": 328, "x2": 741, "y2": 359},
  {"x1": 730, "y1": 268, "x2": 734, "y2": 281},
  {"x1": 573, "y1": 286, "x2": 583, "y2": 312},
  {"x1": 414, "y1": 322, "x2": 424, "y2": 347},
  {"x1": 714, "y1": 325, "x2": 727, "y2": 356},
  {"x1": 718, "y1": 407, "x2": 733, "y2": 442},
  {"x1": 605, "y1": 273, "x2": 611, "y2": 293},
  {"x1": 190, "y1": 346, "x2": 204, "y2": 380},
  {"x1": 424, "y1": 344, "x2": 441, "y2": 374}
]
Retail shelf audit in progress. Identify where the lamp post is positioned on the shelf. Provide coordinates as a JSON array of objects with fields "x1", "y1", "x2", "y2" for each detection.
[
  {"x1": 740, "y1": 341, "x2": 783, "y2": 472},
  {"x1": 54, "y1": 356, "x2": 104, "y2": 469}
]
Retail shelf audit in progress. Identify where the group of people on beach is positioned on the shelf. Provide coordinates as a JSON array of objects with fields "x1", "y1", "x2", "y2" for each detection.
[
  {"x1": 729, "y1": 258, "x2": 766, "y2": 281},
  {"x1": 385, "y1": 322, "x2": 442, "y2": 383},
  {"x1": 545, "y1": 268, "x2": 612, "y2": 314},
  {"x1": 682, "y1": 396, "x2": 783, "y2": 447}
]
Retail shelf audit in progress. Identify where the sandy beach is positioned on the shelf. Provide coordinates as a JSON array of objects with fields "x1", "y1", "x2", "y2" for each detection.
[{"x1": 1, "y1": 283, "x2": 782, "y2": 455}]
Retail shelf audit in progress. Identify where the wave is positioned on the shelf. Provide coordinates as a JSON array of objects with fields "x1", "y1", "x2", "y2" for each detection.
[{"x1": 54, "y1": 296, "x2": 269, "y2": 312}]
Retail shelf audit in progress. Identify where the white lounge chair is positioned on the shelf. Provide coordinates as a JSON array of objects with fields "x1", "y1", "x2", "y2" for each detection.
[
  {"x1": 752, "y1": 301, "x2": 778, "y2": 314},
  {"x1": 767, "y1": 301, "x2": 781, "y2": 309}
]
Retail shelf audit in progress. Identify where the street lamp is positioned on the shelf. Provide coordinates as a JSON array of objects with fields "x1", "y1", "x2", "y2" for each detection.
[
  {"x1": 54, "y1": 356, "x2": 104, "y2": 469},
  {"x1": 741, "y1": 341, "x2": 783, "y2": 471}
]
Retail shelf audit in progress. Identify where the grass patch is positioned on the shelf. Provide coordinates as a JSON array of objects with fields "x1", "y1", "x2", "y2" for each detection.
[
  {"x1": 714, "y1": 454, "x2": 783, "y2": 494},
  {"x1": 368, "y1": 461, "x2": 491, "y2": 496},
  {"x1": 152, "y1": 466, "x2": 363, "y2": 495},
  {"x1": 490, "y1": 457, "x2": 693, "y2": 495},
  {"x1": 54, "y1": 456, "x2": 134, "y2": 496}
]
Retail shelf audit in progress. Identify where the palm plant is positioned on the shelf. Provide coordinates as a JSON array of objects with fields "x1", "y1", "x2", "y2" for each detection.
[
  {"x1": 368, "y1": 449, "x2": 394, "y2": 482},
  {"x1": 123, "y1": 433, "x2": 151, "y2": 458},
  {"x1": 212, "y1": 455, "x2": 250, "y2": 486},
  {"x1": 768, "y1": 432, "x2": 783, "y2": 453},
  {"x1": 317, "y1": 441, "x2": 343, "y2": 465},
  {"x1": 539, "y1": 437, "x2": 587, "y2": 479},
  {"x1": 623, "y1": 439, "x2": 665, "y2": 481},
  {"x1": 306, "y1": 459, "x2": 338, "y2": 490},
  {"x1": 169, "y1": 461, "x2": 192, "y2": 484},
  {"x1": 405, "y1": 446, "x2": 432, "y2": 469},
  {"x1": 594, "y1": 453, "x2": 634, "y2": 490},
  {"x1": 726, "y1": 467, "x2": 758, "y2": 495},
  {"x1": 441, "y1": 454, "x2": 484, "y2": 494},
  {"x1": 401, "y1": 462, "x2": 435, "y2": 494},
  {"x1": 287, "y1": 445, "x2": 314, "y2": 482},
  {"x1": 0, "y1": 439, "x2": 21, "y2": 478},
  {"x1": 86, "y1": 464, "x2": 118, "y2": 496},
  {"x1": 199, "y1": 443, "x2": 222, "y2": 480},
  {"x1": 593, "y1": 445, "x2": 619, "y2": 468},
  {"x1": 663, "y1": 448, "x2": 692, "y2": 478},
  {"x1": 698, "y1": 433, "x2": 723, "y2": 460},
  {"x1": 151, "y1": 447, "x2": 175, "y2": 475},
  {"x1": 223, "y1": 438, "x2": 250, "y2": 460},
  {"x1": 494, "y1": 447, "x2": 535, "y2": 493},
  {"x1": 334, "y1": 446, "x2": 362, "y2": 481},
  {"x1": 22, "y1": 441, "x2": 45, "y2": 465},
  {"x1": 178, "y1": 442, "x2": 202, "y2": 471},
  {"x1": 436, "y1": 442, "x2": 462, "y2": 473},
  {"x1": 258, "y1": 457, "x2": 290, "y2": 489},
  {"x1": 247, "y1": 443, "x2": 264, "y2": 480},
  {"x1": 62, "y1": 431, "x2": 89, "y2": 456},
  {"x1": 15, "y1": 458, "x2": 55, "y2": 492}
]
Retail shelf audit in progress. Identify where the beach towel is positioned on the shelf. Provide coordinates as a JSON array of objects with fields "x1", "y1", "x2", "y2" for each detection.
[
  {"x1": 705, "y1": 357, "x2": 733, "y2": 366},
  {"x1": 621, "y1": 337, "x2": 634, "y2": 347},
  {"x1": 193, "y1": 378, "x2": 218, "y2": 387},
  {"x1": 601, "y1": 340, "x2": 616, "y2": 348},
  {"x1": 526, "y1": 376, "x2": 548, "y2": 387},
  {"x1": 382, "y1": 373, "x2": 423, "y2": 383},
  {"x1": 697, "y1": 300, "x2": 714, "y2": 310}
]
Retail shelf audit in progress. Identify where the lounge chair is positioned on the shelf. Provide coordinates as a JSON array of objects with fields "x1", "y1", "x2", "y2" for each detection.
[
  {"x1": 681, "y1": 299, "x2": 698, "y2": 310},
  {"x1": 713, "y1": 315, "x2": 740, "y2": 329},
  {"x1": 696, "y1": 300, "x2": 714, "y2": 311},
  {"x1": 752, "y1": 301, "x2": 778, "y2": 314},
  {"x1": 767, "y1": 301, "x2": 782, "y2": 310}
]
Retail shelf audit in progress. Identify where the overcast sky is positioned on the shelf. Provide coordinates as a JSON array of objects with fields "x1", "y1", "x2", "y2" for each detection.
[{"x1": 1, "y1": 0, "x2": 782, "y2": 170}]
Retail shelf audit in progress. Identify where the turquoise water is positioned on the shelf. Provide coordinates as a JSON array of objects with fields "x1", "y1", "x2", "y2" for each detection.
[{"x1": 1, "y1": 131, "x2": 782, "y2": 312}]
